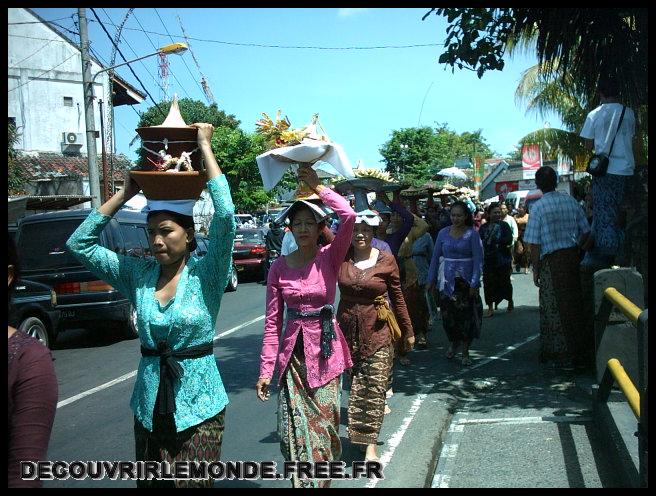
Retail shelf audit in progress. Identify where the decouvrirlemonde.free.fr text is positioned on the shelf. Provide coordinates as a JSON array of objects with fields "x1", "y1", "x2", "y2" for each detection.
[{"x1": 21, "y1": 460, "x2": 384, "y2": 481}]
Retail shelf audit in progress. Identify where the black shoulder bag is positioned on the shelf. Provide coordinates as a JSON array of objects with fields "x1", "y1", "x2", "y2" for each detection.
[{"x1": 586, "y1": 105, "x2": 626, "y2": 177}]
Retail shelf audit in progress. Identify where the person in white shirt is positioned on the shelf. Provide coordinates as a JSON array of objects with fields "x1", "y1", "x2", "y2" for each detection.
[
  {"x1": 579, "y1": 77, "x2": 635, "y2": 269},
  {"x1": 500, "y1": 202, "x2": 519, "y2": 250}
]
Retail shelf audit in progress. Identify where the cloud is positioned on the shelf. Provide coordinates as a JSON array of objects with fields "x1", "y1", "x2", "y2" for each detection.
[{"x1": 338, "y1": 8, "x2": 369, "y2": 17}]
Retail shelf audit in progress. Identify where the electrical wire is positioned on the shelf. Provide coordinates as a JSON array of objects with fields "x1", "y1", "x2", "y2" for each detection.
[
  {"x1": 154, "y1": 8, "x2": 208, "y2": 97},
  {"x1": 8, "y1": 52, "x2": 79, "y2": 93},
  {"x1": 132, "y1": 11, "x2": 191, "y2": 98},
  {"x1": 89, "y1": 8, "x2": 166, "y2": 118},
  {"x1": 90, "y1": 18, "x2": 444, "y2": 50},
  {"x1": 9, "y1": 37, "x2": 58, "y2": 68},
  {"x1": 100, "y1": 8, "x2": 167, "y2": 95}
]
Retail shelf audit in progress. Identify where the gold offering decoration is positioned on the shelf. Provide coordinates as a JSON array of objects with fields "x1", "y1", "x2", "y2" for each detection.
[
  {"x1": 353, "y1": 168, "x2": 393, "y2": 182},
  {"x1": 255, "y1": 110, "x2": 329, "y2": 150}
]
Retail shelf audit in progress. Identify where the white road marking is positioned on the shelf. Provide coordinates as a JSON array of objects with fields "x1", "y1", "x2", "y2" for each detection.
[
  {"x1": 457, "y1": 415, "x2": 594, "y2": 425},
  {"x1": 367, "y1": 333, "x2": 540, "y2": 488},
  {"x1": 57, "y1": 315, "x2": 265, "y2": 410}
]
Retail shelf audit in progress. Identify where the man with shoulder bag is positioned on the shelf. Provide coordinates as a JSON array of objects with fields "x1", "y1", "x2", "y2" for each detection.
[{"x1": 579, "y1": 76, "x2": 636, "y2": 270}]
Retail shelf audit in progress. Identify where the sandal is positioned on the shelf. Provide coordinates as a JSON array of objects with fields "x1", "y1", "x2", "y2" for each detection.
[
  {"x1": 462, "y1": 356, "x2": 472, "y2": 366},
  {"x1": 399, "y1": 357, "x2": 411, "y2": 366},
  {"x1": 484, "y1": 309, "x2": 495, "y2": 318}
]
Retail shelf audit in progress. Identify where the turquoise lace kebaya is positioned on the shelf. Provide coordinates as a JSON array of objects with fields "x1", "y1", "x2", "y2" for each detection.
[{"x1": 66, "y1": 175, "x2": 236, "y2": 432}]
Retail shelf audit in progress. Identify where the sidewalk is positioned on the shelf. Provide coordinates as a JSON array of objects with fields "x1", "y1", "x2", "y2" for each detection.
[{"x1": 332, "y1": 271, "x2": 637, "y2": 488}]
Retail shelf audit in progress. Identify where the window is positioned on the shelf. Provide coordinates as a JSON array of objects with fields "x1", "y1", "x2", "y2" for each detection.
[
  {"x1": 18, "y1": 220, "x2": 85, "y2": 272},
  {"x1": 63, "y1": 96, "x2": 73, "y2": 107},
  {"x1": 119, "y1": 224, "x2": 151, "y2": 258}
]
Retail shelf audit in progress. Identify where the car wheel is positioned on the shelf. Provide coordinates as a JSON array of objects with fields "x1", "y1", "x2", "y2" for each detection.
[
  {"x1": 124, "y1": 304, "x2": 139, "y2": 339},
  {"x1": 226, "y1": 265, "x2": 238, "y2": 292},
  {"x1": 19, "y1": 316, "x2": 51, "y2": 349}
]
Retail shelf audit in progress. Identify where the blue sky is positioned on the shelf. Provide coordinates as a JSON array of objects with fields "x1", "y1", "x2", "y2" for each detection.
[{"x1": 31, "y1": 8, "x2": 562, "y2": 173}]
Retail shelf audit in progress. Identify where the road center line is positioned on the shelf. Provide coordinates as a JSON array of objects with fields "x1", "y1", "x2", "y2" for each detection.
[
  {"x1": 367, "y1": 333, "x2": 539, "y2": 488},
  {"x1": 57, "y1": 315, "x2": 265, "y2": 410}
]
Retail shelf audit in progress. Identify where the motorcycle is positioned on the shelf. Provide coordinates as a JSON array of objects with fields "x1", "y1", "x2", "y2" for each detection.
[{"x1": 263, "y1": 249, "x2": 279, "y2": 283}]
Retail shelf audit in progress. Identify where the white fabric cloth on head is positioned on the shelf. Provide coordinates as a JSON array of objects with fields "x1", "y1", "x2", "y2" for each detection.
[
  {"x1": 256, "y1": 138, "x2": 355, "y2": 191},
  {"x1": 141, "y1": 199, "x2": 196, "y2": 217},
  {"x1": 274, "y1": 199, "x2": 330, "y2": 225},
  {"x1": 355, "y1": 209, "x2": 381, "y2": 226}
]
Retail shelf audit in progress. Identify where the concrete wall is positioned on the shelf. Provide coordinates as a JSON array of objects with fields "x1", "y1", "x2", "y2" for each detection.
[{"x1": 8, "y1": 8, "x2": 111, "y2": 153}]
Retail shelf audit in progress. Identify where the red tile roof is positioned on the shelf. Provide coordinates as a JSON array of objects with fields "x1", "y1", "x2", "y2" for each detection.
[{"x1": 13, "y1": 152, "x2": 134, "y2": 181}]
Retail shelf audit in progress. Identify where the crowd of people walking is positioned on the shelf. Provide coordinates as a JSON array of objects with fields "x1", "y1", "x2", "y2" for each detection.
[{"x1": 9, "y1": 73, "x2": 638, "y2": 487}]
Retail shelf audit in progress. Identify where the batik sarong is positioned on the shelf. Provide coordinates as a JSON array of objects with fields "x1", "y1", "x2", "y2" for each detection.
[
  {"x1": 278, "y1": 337, "x2": 341, "y2": 488},
  {"x1": 539, "y1": 246, "x2": 584, "y2": 364},
  {"x1": 347, "y1": 344, "x2": 393, "y2": 445},
  {"x1": 134, "y1": 408, "x2": 225, "y2": 488}
]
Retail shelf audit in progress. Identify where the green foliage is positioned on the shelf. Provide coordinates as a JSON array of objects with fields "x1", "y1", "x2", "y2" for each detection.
[
  {"x1": 212, "y1": 127, "x2": 275, "y2": 212},
  {"x1": 379, "y1": 124, "x2": 494, "y2": 186},
  {"x1": 423, "y1": 8, "x2": 648, "y2": 110},
  {"x1": 8, "y1": 122, "x2": 28, "y2": 195}
]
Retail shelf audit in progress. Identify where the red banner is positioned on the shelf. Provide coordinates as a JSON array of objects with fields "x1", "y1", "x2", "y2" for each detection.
[
  {"x1": 521, "y1": 144, "x2": 541, "y2": 179},
  {"x1": 495, "y1": 181, "x2": 519, "y2": 196}
]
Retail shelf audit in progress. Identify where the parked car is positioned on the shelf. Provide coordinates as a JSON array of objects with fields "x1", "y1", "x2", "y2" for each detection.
[
  {"x1": 232, "y1": 228, "x2": 267, "y2": 279},
  {"x1": 15, "y1": 208, "x2": 236, "y2": 347},
  {"x1": 10, "y1": 278, "x2": 60, "y2": 349},
  {"x1": 235, "y1": 214, "x2": 257, "y2": 228},
  {"x1": 193, "y1": 234, "x2": 238, "y2": 292}
]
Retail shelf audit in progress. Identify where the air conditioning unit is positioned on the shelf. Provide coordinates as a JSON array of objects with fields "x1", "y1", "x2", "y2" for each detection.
[
  {"x1": 61, "y1": 132, "x2": 83, "y2": 154},
  {"x1": 62, "y1": 132, "x2": 83, "y2": 145}
]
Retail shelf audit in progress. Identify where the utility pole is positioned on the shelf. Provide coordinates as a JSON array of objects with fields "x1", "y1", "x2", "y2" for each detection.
[{"x1": 78, "y1": 8, "x2": 101, "y2": 208}]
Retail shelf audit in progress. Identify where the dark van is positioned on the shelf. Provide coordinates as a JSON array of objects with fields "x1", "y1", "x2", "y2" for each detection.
[{"x1": 16, "y1": 208, "x2": 152, "y2": 345}]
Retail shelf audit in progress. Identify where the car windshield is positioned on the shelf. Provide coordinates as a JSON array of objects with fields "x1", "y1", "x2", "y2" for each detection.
[
  {"x1": 235, "y1": 231, "x2": 263, "y2": 244},
  {"x1": 18, "y1": 219, "x2": 85, "y2": 272}
]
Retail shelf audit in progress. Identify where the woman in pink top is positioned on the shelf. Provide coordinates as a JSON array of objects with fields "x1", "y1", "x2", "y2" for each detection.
[{"x1": 256, "y1": 166, "x2": 355, "y2": 488}]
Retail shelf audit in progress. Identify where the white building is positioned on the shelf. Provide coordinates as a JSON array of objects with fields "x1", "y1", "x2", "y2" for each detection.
[{"x1": 8, "y1": 8, "x2": 145, "y2": 212}]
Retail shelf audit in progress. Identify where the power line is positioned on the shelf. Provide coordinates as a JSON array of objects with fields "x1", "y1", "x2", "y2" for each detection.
[
  {"x1": 176, "y1": 14, "x2": 215, "y2": 104},
  {"x1": 132, "y1": 10, "x2": 191, "y2": 98},
  {"x1": 9, "y1": 16, "x2": 75, "y2": 25},
  {"x1": 100, "y1": 8, "x2": 166, "y2": 95},
  {"x1": 8, "y1": 52, "x2": 79, "y2": 93},
  {"x1": 89, "y1": 19, "x2": 444, "y2": 50},
  {"x1": 153, "y1": 8, "x2": 205, "y2": 97},
  {"x1": 9, "y1": 37, "x2": 58, "y2": 68},
  {"x1": 89, "y1": 8, "x2": 166, "y2": 118}
]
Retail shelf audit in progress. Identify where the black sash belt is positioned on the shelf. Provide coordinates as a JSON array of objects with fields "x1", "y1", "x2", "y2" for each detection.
[
  {"x1": 286, "y1": 304, "x2": 336, "y2": 359},
  {"x1": 141, "y1": 340, "x2": 214, "y2": 416}
]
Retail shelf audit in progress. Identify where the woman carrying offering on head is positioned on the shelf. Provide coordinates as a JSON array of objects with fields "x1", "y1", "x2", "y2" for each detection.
[
  {"x1": 256, "y1": 165, "x2": 355, "y2": 488},
  {"x1": 66, "y1": 123, "x2": 235, "y2": 488},
  {"x1": 337, "y1": 209, "x2": 414, "y2": 462}
]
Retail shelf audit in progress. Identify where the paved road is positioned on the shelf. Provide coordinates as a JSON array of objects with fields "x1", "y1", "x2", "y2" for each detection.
[{"x1": 43, "y1": 270, "x2": 620, "y2": 488}]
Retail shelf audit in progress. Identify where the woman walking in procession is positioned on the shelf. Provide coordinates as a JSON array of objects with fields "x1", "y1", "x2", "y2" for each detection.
[
  {"x1": 479, "y1": 203, "x2": 515, "y2": 317},
  {"x1": 513, "y1": 204, "x2": 531, "y2": 273},
  {"x1": 337, "y1": 209, "x2": 414, "y2": 462},
  {"x1": 256, "y1": 165, "x2": 355, "y2": 488},
  {"x1": 426, "y1": 201, "x2": 483, "y2": 366},
  {"x1": 66, "y1": 123, "x2": 235, "y2": 488}
]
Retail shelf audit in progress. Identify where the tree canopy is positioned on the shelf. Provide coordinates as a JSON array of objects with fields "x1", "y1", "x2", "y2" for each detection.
[
  {"x1": 423, "y1": 8, "x2": 647, "y2": 109},
  {"x1": 379, "y1": 124, "x2": 494, "y2": 185}
]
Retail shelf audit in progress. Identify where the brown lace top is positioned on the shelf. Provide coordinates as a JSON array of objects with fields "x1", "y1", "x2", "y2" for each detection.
[{"x1": 337, "y1": 248, "x2": 414, "y2": 360}]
